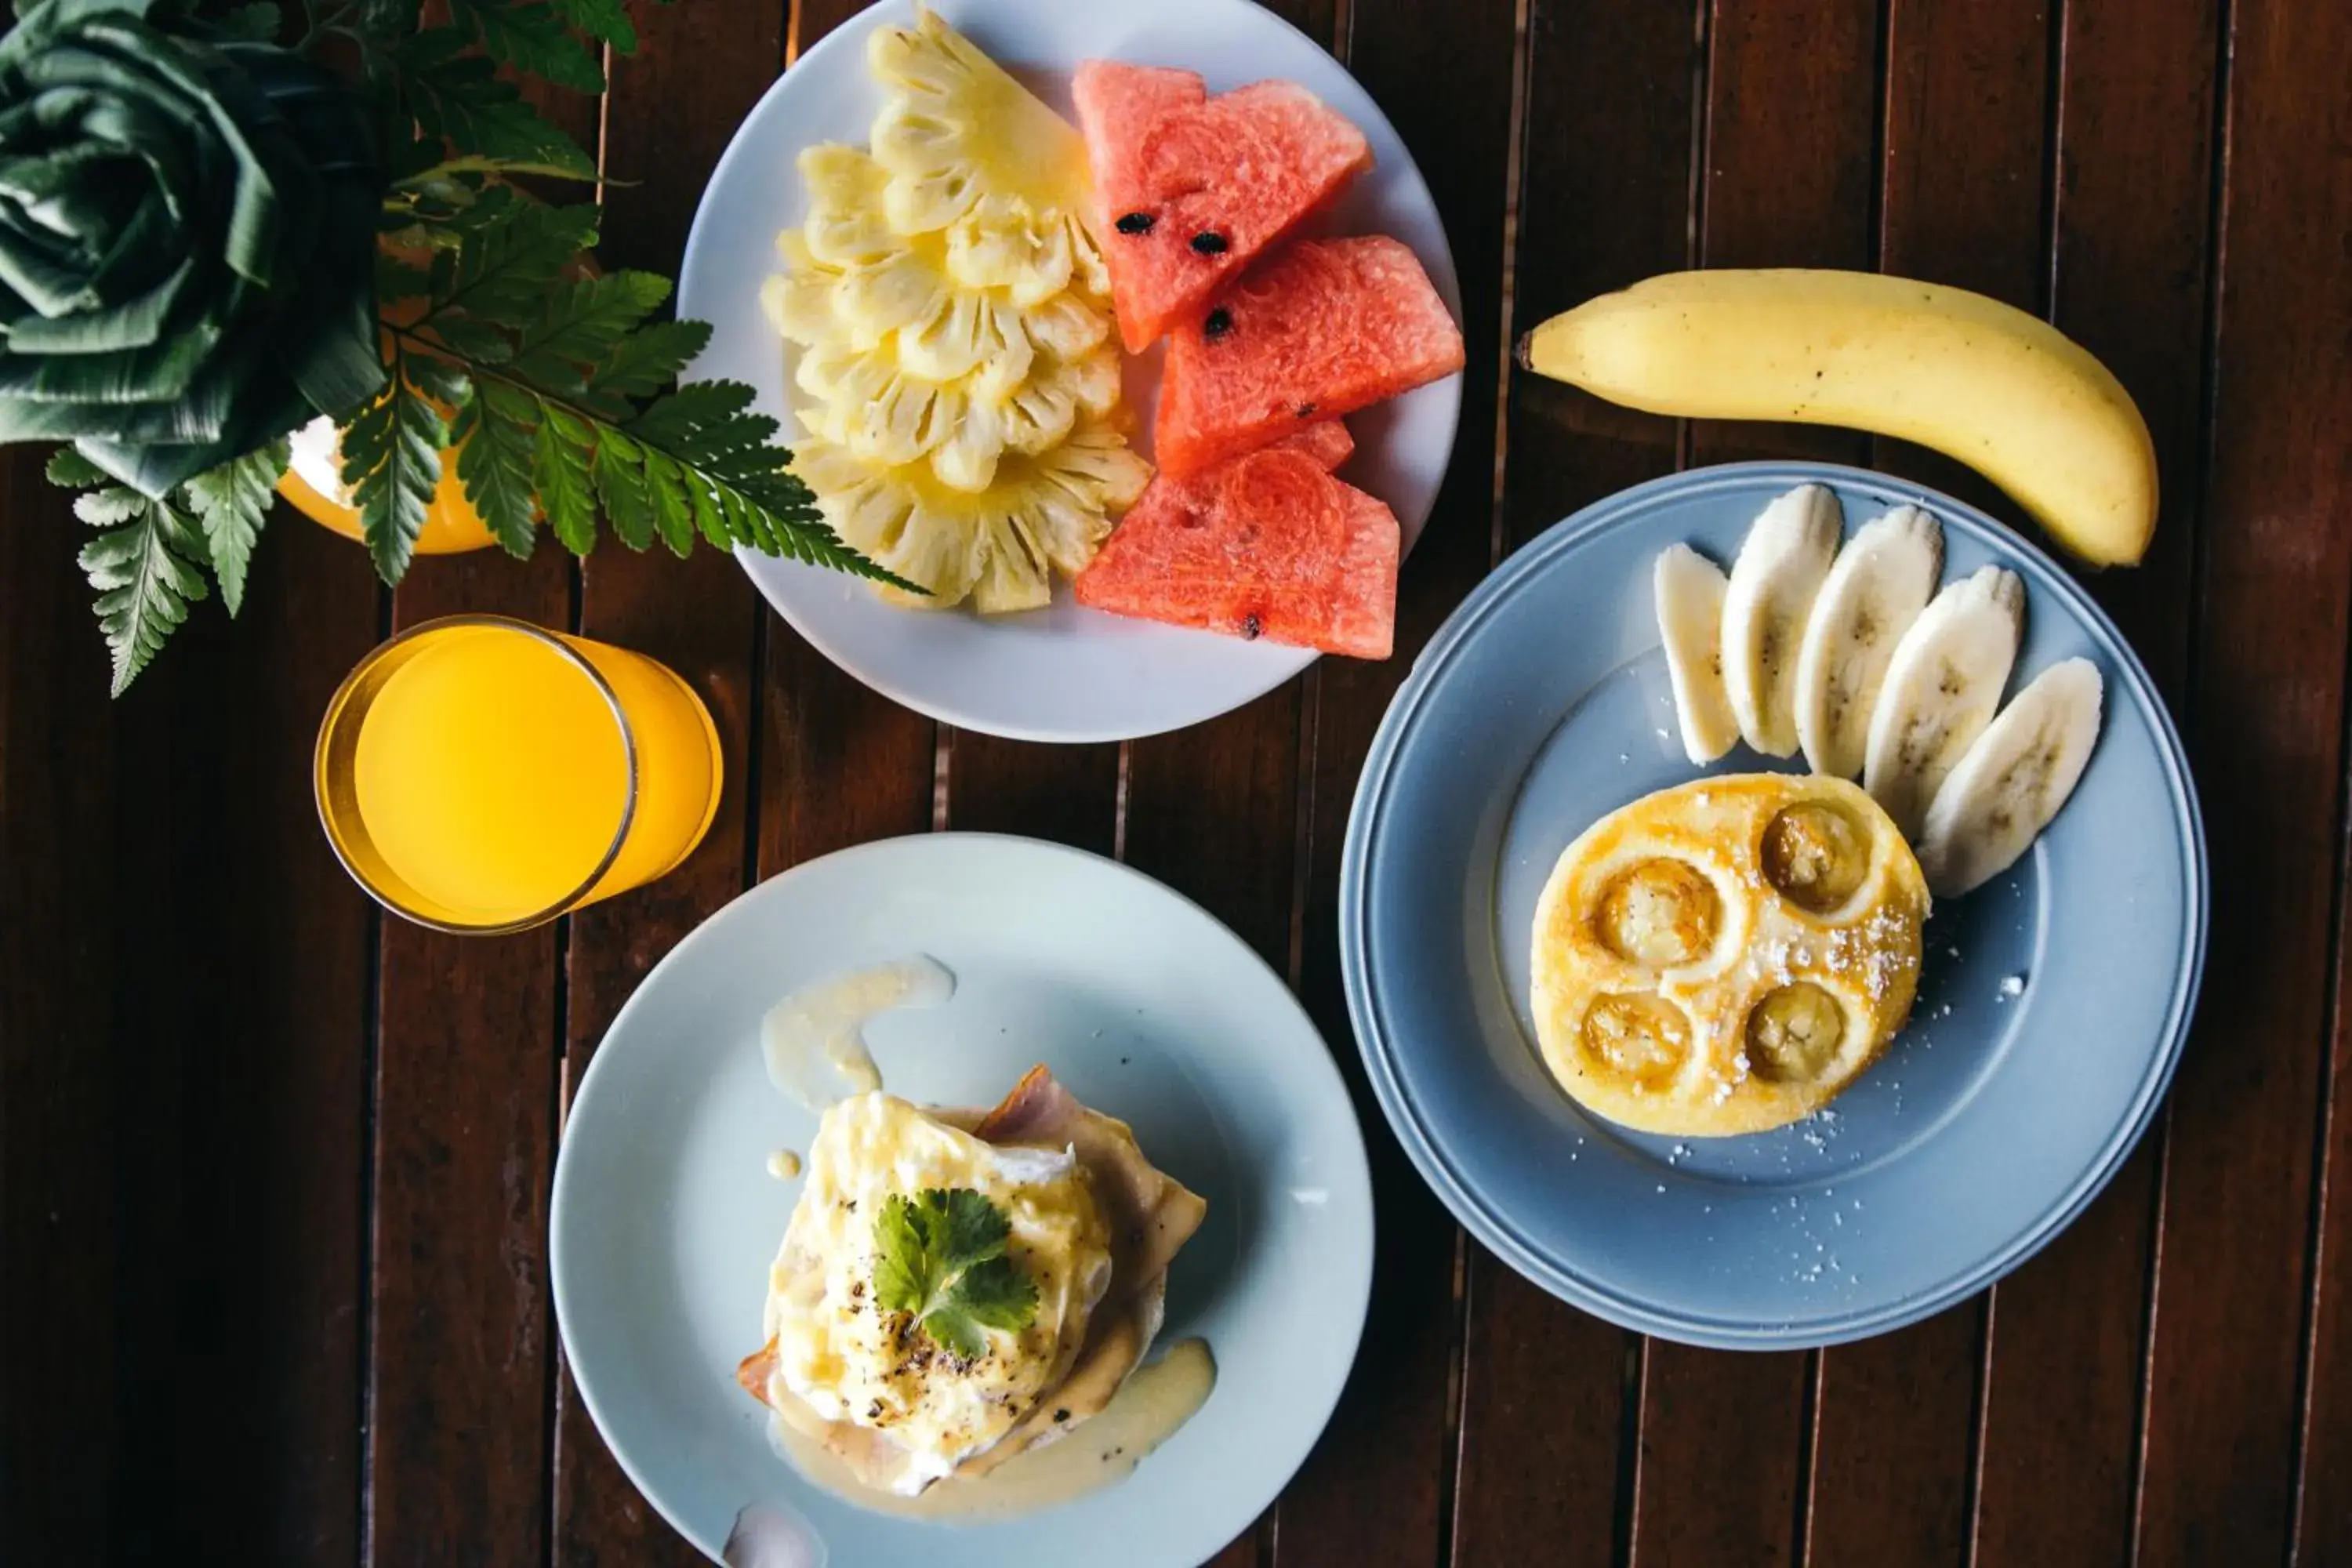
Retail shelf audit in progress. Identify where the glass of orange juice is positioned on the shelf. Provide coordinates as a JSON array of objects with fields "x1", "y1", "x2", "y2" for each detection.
[{"x1": 314, "y1": 615, "x2": 723, "y2": 933}]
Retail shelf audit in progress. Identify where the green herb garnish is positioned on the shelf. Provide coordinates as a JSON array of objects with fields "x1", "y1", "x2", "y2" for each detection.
[{"x1": 872, "y1": 1189, "x2": 1040, "y2": 1362}]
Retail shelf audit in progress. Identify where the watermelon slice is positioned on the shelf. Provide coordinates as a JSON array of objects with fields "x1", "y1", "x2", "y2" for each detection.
[
  {"x1": 1074, "y1": 423, "x2": 1398, "y2": 659},
  {"x1": 1073, "y1": 61, "x2": 1372, "y2": 353},
  {"x1": 1154, "y1": 235, "x2": 1465, "y2": 478}
]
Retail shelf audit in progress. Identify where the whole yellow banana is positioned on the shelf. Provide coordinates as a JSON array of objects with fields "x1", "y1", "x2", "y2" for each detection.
[{"x1": 1518, "y1": 270, "x2": 2158, "y2": 567}]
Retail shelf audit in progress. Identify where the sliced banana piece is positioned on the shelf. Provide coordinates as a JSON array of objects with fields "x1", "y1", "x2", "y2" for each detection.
[
  {"x1": 1862, "y1": 566, "x2": 2026, "y2": 837},
  {"x1": 1917, "y1": 659, "x2": 2103, "y2": 897},
  {"x1": 1654, "y1": 545, "x2": 1741, "y2": 764},
  {"x1": 1722, "y1": 484, "x2": 1843, "y2": 757},
  {"x1": 1794, "y1": 505, "x2": 1944, "y2": 779}
]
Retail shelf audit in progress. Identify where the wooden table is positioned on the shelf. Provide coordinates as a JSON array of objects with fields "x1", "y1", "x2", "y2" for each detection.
[{"x1": 5, "y1": 0, "x2": 2350, "y2": 1560}]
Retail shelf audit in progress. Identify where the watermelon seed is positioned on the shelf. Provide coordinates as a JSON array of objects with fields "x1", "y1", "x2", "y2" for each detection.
[
  {"x1": 1203, "y1": 307, "x2": 1232, "y2": 339},
  {"x1": 1242, "y1": 614, "x2": 1262, "y2": 640},
  {"x1": 1115, "y1": 212, "x2": 1155, "y2": 234},
  {"x1": 1190, "y1": 230, "x2": 1229, "y2": 255},
  {"x1": 1296, "y1": 402, "x2": 1319, "y2": 419}
]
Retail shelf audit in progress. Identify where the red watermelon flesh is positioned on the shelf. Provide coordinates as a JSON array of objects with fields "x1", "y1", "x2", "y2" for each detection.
[
  {"x1": 1074, "y1": 63, "x2": 1372, "y2": 353},
  {"x1": 1074, "y1": 425, "x2": 1397, "y2": 659},
  {"x1": 1155, "y1": 235, "x2": 1465, "y2": 478}
]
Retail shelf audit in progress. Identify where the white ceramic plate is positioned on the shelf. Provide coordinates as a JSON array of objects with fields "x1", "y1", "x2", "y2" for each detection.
[
  {"x1": 552, "y1": 834, "x2": 1374, "y2": 1565},
  {"x1": 677, "y1": 0, "x2": 1464, "y2": 742}
]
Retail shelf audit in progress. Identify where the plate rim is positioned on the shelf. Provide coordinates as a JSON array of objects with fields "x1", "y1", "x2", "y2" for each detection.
[
  {"x1": 676, "y1": 0, "x2": 1465, "y2": 745},
  {"x1": 1339, "y1": 459, "x2": 2209, "y2": 1350},
  {"x1": 551, "y1": 829, "x2": 1377, "y2": 1559}
]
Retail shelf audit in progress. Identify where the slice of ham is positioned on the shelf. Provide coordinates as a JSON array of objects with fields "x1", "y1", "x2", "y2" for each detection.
[
  {"x1": 736, "y1": 1067, "x2": 1206, "y2": 1494},
  {"x1": 975, "y1": 1065, "x2": 1207, "y2": 1297}
]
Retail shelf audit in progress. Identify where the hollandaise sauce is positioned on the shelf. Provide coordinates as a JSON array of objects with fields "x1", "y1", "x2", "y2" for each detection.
[
  {"x1": 769, "y1": 1340, "x2": 1217, "y2": 1523},
  {"x1": 761, "y1": 957, "x2": 955, "y2": 1109}
]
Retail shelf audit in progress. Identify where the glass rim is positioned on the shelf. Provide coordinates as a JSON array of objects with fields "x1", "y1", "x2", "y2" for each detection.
[{"x1": 314, "y1": 613, "x2": 641, "y2": 935}]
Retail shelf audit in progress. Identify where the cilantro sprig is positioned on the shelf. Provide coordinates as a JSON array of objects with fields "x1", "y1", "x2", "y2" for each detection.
[{"x1": 872, "y1": 1189, "x2": 1040, "y2": 1362}]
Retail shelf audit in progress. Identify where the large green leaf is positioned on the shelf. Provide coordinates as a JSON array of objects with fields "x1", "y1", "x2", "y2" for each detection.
[
  {"x1": 76, "y1": 486, "x2": 207, "y2": 695},
  {"x1": 0, "y1": 0, "x2": 385, "y2": 499},
  {"x1": 529, "y1": 397, "x2": 593, "y2": 554},
  {"x1": 340, "y1": 364, "x2": 447, "y2": 583},
  {"x1": 179, "y1": 436, "x2": 285, "y2": 615},
  {"x1": 450, "y1": 0, "x2": 603, "y2": 92},
  {"x1": 547, "y1": 0, "x2": 634, "y2": 53},
  {"x1": 398, "y1": 31, "x2": 597, "y2": 181},
  {"x1": 450, "y1": 376, "x2": 539, "y2": 556}
]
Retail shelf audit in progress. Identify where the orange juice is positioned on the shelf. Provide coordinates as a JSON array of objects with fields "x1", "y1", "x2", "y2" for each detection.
[{"x1": 317, "y1": 618, "x2": 722, "y2": 931}]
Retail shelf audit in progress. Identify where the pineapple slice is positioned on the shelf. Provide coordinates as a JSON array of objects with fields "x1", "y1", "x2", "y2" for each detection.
[
  {"x1": 794, "y1": 336, "x2": 1122, "y2": 492},
  {"x1": 797, "y1": 144, "x2": 898, "y2": 267},
  {"x1": 759, "y1": 14, "x2": 1145, "y2": 612},
  {"x1": 760, "y1": 234, "x2": 838, "y2": 345},
  {"x1": 761, "y1": 219, "x2": 1121, "y2": 492},
  {"x1": 771, "y1": 151, "x2": 1113, "y2": 397},
  {"x1": 793, "y1": 420, "x2": 1150, "y2": 613},
  {"x1": 866, "y1": 8, "x2": 1109, "y2": 305}
]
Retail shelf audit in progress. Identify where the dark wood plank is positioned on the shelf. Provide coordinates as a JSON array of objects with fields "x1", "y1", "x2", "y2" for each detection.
[
  {"x1": 1449, "y1": 0, "x2": 1696, "y2": 1563},
  {"x1": 1, "y1": 458, "x2": 131, "y2": 1560},
  {"x1": 1640, "y1": 1352, "x2": 1809, "y2": 1567},
  {"x1": 1967, "y1": 0, "x2": 2220, "y2": 1559},
  {"x1": 2292, "y1": 0, "x2": 2352, "y2": 1557},
  {"x1": 1806, "y1": 1316, "x2": 1976, "y2": 1568},
  {"x1": 547, "y1": 0, "x2": 782, "y2": 1559},
  {"x1": 945, "y1": 730, "x2": 1118, "y2": 855},
  {"x1": 2147, "y1": 0, "x2": 2352, "y2": 1559},
  {"x1": 4, "y1": 459, "x2": 380, "y2": 1566},
  {"x1": 1790, "y1": 2, "x2": 2057, "y2": 1563},
  {"x1": 1650, "y1": 2, "x2": 1882, "y2": 1559},
  {"x1": 154, "y1": 516, "x2": 380, "y2": 1563},
  {"x1": 368, "y1": 548, "x2": 573, "y2": 1567},
  {"x1": 1268, "y1": 0, "x2": 1520, "y2": 1563}
]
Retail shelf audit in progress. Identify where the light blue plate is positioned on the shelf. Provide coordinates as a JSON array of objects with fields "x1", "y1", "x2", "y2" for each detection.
[
  {"x1": 554, "y1": 835, "x2": 1373, "y2": 1564},
  {"x1": 1342, "y1": 462, "x2": 2206, "y2": 1348}
]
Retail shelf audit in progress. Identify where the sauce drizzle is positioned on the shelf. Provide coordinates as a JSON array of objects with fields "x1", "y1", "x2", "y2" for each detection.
[
  {"x1": 769, "y1": 1339, "x2": 1216, "y2": 1523},
  {"x1": 760, "y1": 956, "x2": 954, "y2": 1110}
]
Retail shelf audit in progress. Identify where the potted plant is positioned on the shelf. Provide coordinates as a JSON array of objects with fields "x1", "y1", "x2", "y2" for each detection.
[{"x1": 0, "y1": 0, "x2": 910, "y2": 692}]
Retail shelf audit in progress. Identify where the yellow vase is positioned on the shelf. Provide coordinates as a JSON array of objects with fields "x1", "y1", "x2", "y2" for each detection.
[{"x1": 278, "y1": 412, "x2": 502, "y2": 554}]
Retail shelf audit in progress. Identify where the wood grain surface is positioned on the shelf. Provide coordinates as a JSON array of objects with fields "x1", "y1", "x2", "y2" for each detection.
[{"x1": 7, "y1": 0, "x2": 2349, "y2": 1562}]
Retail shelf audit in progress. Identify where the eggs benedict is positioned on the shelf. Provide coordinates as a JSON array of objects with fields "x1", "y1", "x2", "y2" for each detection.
[{"x1": 737, "y1": 1066, "x2": 1207, "y2": 1496}]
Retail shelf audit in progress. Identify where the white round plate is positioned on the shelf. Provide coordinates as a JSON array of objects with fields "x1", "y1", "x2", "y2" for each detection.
[
  {"x1": 678, "y1": 0, "x2": 1464, "y2": 742},
  {"x1": 552, "y1": 834, "x2": 1374, "y2": 1566}
]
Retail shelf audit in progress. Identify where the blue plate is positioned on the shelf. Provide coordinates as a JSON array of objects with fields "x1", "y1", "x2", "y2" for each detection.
[{"x1": 1341, "y1": 462, "x2": 2206, "y2": 1348}]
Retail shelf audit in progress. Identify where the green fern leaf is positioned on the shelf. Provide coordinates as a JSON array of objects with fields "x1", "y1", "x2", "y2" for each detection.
[
  {"x1": 399, "y1": 34, "x2": 597, "y2": 180},
  {"x1": 342, "y1": 368, "x2": 449, "y2": 584},
  {"x1": 47, "y1": 446, "x2": 109, "y2": 487},
  {"x1": 531, "y1": 401, "x2": 597, "y2": 554},
  {"x1": 548, "y1": 0, "x2": 637, "y2": 53},
  {"x1": 640, "y1": 446, "x2": 695, "y2": 556},
  {"x1": 73, "y1": 488, "x2": 150, "y2": 526},
  {"x1": 506, "y1": 271, "x2": 672, "y2": 397},
  {"x1": 593, "y1": 318, "x2": 710, "y2": 403},
  {"x1": 450, "y1": 0, "x2": 605, "y2": 91},
  {"x1": 452, "y1": 380, "x2": 542, "y2": 556},
  {"x1": 180, "y1": 441, "x2": 289, "y2": 616},
  {"x1": 78, "y1": 495, "x2": 209, "y2": 696},
  {"x1": 425, "y1": 192, "x2": 601, "y2": 330}
]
